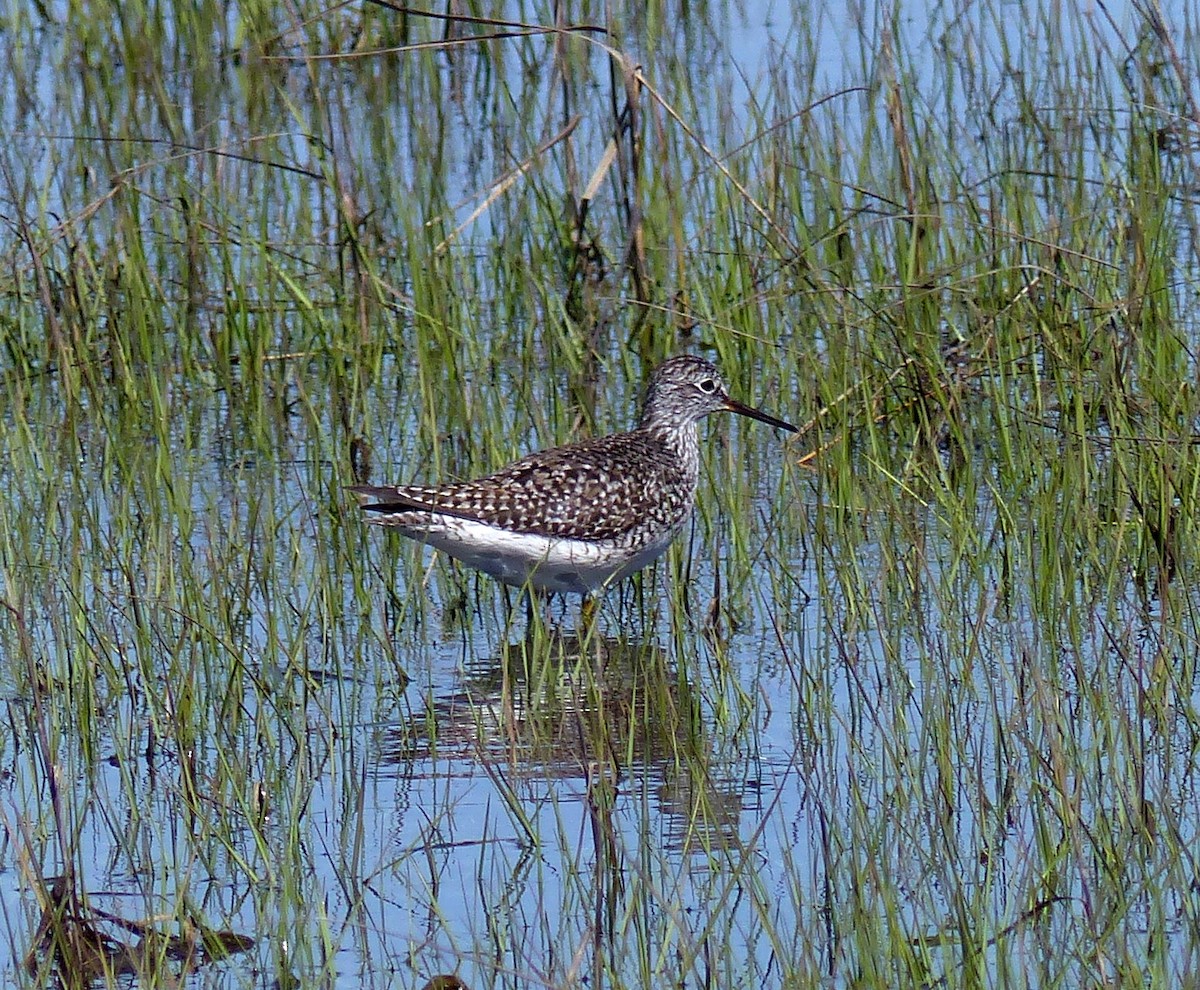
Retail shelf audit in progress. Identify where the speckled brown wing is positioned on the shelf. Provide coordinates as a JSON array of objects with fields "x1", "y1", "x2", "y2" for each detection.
[{"x1": 350, "y1": 430, "x2": 695, "y2": 542}]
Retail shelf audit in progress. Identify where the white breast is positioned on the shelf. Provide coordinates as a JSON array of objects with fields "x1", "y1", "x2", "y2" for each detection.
[{"x1": 382, "y1": 515, "x2": 687, "y2": 595}]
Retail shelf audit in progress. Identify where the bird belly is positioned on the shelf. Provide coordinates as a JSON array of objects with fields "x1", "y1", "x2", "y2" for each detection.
[{"x1": 378, "y1": 514, "x2": 685, "y2": 595}]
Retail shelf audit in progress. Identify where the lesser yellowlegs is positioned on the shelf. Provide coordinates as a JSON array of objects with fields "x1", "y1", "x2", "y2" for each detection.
[{"x1": 349, "y1": 355, "x2": 797, "y2": 597}]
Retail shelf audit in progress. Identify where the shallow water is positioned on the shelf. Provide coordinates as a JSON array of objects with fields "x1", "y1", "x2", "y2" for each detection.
[{"x1": 4, "y1": 1, "x2": 1200, "y2": 988}]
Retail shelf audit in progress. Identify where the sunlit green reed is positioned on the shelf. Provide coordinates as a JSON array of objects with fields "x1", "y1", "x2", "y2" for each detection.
[{"x1": 2, "y1": 0, "x2": 1200, "y2": 986}]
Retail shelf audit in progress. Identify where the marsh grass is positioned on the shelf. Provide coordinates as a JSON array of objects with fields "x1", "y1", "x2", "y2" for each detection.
[{"x1": 3, "y1": 0, "x2": 1200, "y2": 987}]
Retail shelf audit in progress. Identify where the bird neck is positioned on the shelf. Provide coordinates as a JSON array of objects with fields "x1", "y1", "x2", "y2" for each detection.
[{"x1": 641, "y1": 419, "x2": 702, "y2": 480}]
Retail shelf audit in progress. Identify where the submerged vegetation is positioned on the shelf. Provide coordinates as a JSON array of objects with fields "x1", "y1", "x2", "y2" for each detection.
[{"x1": 1, "y1": 0, "x2": 1200, "y2": 986}]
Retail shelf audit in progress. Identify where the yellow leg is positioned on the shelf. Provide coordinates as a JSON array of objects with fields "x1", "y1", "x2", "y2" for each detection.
[{"x1": 580, "y1": 594, "x2": 598, "y2": 633}]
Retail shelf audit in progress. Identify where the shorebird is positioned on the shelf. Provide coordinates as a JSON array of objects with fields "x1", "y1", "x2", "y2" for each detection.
[{"x1": 349, "y1": 354, "x2": 796, "y2": 598}]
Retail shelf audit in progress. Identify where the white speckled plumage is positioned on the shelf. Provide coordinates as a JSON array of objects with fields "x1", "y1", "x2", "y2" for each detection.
[{"x1": 349, "y1": 355, "x2": 796, "y2": 595}]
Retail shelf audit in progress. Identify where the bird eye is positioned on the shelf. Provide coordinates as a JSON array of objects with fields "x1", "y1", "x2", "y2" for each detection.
[{"x1": 697, "y1": 378, "x2": 718, "y2": 394}]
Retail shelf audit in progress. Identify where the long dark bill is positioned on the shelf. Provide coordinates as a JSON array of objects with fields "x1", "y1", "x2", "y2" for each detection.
[{"x1": 723, "y1": 397, "x2": 799, "y2": 433}]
